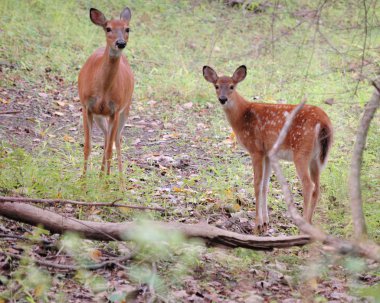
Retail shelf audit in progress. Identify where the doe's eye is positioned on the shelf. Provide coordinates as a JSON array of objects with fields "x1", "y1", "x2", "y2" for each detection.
[
  {"x1": 230, "y1": 85, "x2": 234, "y2": 90},
  {"x1": 215, "y1": 85, "x2": 219, "y2": 89},
  {"x1": 106, "y1": 27, "x2": 112, "y2": 32},
  {"x1": 125, "y1": 28, "x2": 130, "y2": 33}
]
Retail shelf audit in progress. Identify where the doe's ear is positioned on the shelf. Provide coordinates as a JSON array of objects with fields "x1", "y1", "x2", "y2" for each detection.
[
  {"x1": 120, "y1": 7, "x2": 131, "y2": 21},
  {"x1": 232, "y1": 65, "x2": 247, "y2": 83},
  {"x1": 203, "y1": 66, "x2": 218, "y2": 84},
  {"x1": 90, "y1": 8, "x2": 107, "y2": 27}
]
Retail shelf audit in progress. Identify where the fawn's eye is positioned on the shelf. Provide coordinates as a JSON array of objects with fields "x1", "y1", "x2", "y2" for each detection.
[
  {"x1": 125, "y1": 28, "x2": 130, "y2": 33},
  {"x1": 230, "y1": 85, "x2": 234, "y2": 90},
  {"x1": 215, "y1": 85, "x2": 219, "y2": 89},
  {"x1": 106, "y1": 27, "x2": 112, "y2": 32}
]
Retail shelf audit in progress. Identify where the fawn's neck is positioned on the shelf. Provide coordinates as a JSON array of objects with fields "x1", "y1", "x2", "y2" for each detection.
[
  {"x1": 99, "y1": 46, "x2": 123, "y2": 92},
  {"x1": 223, "y1": 91, "x2": 251, "y2": 130}
]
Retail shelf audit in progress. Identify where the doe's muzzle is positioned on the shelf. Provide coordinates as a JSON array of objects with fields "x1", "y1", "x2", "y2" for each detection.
[
  {"x1": 219, "y1": 96, "x2": 228, "y2": 104},
  {"x1": 116, "y1": 39, "x2": 126, "y2": 49}
]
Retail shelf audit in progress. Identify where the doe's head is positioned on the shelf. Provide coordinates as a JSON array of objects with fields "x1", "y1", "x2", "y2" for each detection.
[
  {"x1": 90, "y1": 7, "x2": 132, "y2": 53},
  {"x1": 203, "y1": 65, "x2": 247, "y2": 105}
]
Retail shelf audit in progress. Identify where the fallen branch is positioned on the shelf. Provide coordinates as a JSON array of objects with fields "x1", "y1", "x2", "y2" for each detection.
[
  {"x1": 0, "y1": 202, "x2": 311, "y2": 250},
  {"x1": 0, "y1": 233, "x2": 53, "y2": 245},
  {"x1": 0, "y1": 111, "x2": 21, "y2": 115},
  {"x1": 0, "y1": 196, "x2": 165, "y2": 212},
  {"x1": 349, "y1": 79, "x2": 380, "y2": 239},
  {"x1": 268, "y1": 100, "x2": 380, "y2": 261},
  {"x1": 3, "y1": 252, "x2": 133, "y2": 271}
]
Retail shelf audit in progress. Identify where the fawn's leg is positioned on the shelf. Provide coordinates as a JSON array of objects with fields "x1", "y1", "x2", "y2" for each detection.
[
  {"x1": 294, "y1": 156, "x2": 314, "y2": 223},
  {"x1": 309, "y1": 159, "x2": 320, "y2": 224},
  {"x1": 261, "y1": 157, "x2": 271, "y2": 229},
  {"x1": 252, "y1": 154, "x2": 265, "y2": 233}
]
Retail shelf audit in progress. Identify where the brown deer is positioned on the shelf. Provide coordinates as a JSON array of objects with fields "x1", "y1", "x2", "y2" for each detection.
[
  {"x1": 203, "y1": 65, "x2": 333, "y2": 233},
  {"x1": 78, "y1": 7, "x2": 134, "y2": 175}
]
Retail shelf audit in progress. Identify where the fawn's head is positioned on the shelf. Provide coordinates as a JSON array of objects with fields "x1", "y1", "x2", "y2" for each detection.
[
  {"x1": 90, "y1": 7, "x2": 132, "y2": 54},
  {"x1": 203, "y1": 65, "x2": 247, "y2": 105}
]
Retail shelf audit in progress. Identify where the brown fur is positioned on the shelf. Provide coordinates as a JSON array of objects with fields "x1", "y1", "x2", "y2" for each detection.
[{"x1": 78, "y1": 8, "x2": 134, "y2": 176}]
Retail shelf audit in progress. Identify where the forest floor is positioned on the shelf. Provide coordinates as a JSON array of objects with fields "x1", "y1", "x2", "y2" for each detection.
[
  {"x1": 1, "y1": 78, "x2": 379, "y2": 303},
  {"x1": 0, "y1": 0, "x2": 379, "y2": 302}
]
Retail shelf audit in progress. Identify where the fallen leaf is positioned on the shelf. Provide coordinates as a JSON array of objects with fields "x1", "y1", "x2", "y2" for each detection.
[
  {"x1": 120, "y1": 207, "x2": 132, "y2": 215},
  {"x1": 147, "y1": 100, "x2": 157, "y2": 106},
  {"x1": 183, "y1": 102, "x2": 193, "y2": 109},
  {"x1": 173, "y1": 290, "x2": 188, "y2": 299},
  {"x1": 34, "y1": 284, "x2": 45, "y2": 297},
  {"x1": 38, "y1": 93, "x2": 48, "y2": 99},
  {"x1": 255, "y1": 281, "x2": 270, "y2": 289},
  {"x1": 225, "y1": 188, "x2": 234, "y2": 199},
  {"x1": 89, "y1": 249, "x2": 102, "y2": 262},
  {"x1": 173, "y1": 187, "x2": 187, "y2": 193},
  {"x1": 232, "y1": 203, "x2": 241, "y2": 211},
  {"x1": 324, "y1": 98, "x2": 334, "y2": 105},
  {"x1": 56, "y1": 101, "x2": 66, "y2": 107},
  {"x1": 63, "y1": 134, "x2": 75, "y2": 142}
]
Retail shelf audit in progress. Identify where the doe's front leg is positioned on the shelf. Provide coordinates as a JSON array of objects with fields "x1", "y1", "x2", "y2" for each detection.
[
  {"x1": 82, "y1": 108, "x2": 93, "y2": 176},
  {"x1": 104, "y1": 114, "x2": 119, "y2": 175}
]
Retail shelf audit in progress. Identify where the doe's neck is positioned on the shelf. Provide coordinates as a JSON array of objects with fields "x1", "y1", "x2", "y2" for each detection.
[{"x1": 99, "y1": 46, "x2": 123, "y2": 91}]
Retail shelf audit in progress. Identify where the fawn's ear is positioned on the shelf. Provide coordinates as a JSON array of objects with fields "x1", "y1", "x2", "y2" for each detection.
[
  {"x1": 232, "y1": 65, "x2": 247, "y2": 83},
  {"x1": 203, "y1": 66, "x2": 218, "y2": 84},
  {"x1": 120, "y1": 7, "x2": 131, "y2": 21},
  {"x1": 90, "y1": 8, "x2": 107, "y2": 27}
]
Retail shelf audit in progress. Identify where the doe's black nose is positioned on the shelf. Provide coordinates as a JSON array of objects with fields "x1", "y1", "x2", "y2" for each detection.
[
  {"x1": 219, "y1": 96, "x2": 228, "y2": 104},
  {"x1": 116, "y1": 39, "x2": 126, "y2": 49}
]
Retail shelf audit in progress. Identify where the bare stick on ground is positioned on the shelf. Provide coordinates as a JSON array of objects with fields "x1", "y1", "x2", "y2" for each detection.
[
  {"x1": 0, "y1": 196, "x2": 165, "y2": 212},
  {"x1": 0, "y1": 111, "x2": 22, "y2": 115},
  {"x1": 349, "y1": 79, "x2": 380, "y2": 240},
  {"x1": 3, "y1": 252, "x2": 133, "y2": 271}
]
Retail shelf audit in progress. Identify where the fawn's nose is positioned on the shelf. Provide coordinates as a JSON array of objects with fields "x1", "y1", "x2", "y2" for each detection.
[
  {"x1": 116, "y1": 39, "x2": 126, "y2": 49},
  {"x1": 219, "y1": 96, "x2": 228, "y2": 104}
]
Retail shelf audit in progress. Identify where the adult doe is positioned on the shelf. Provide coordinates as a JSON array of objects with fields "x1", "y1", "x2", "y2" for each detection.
[
  {"x1": 78, "y1": 7, "x2": 134, "y2": 175},
  {"x1": 203, "y1": 65, "x2": 333, "y2": 233}
]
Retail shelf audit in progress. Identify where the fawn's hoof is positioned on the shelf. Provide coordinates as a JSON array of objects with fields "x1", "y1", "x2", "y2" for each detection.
[{"x1": 255, "y1": 222, "x2": 269, "y2": 235}]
